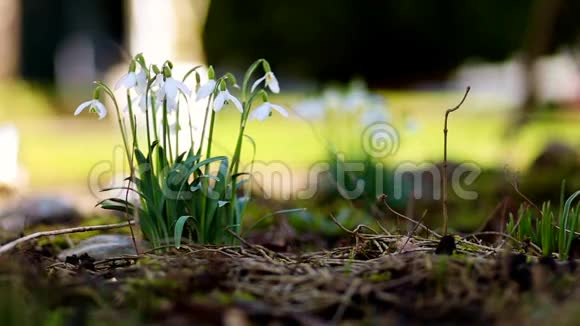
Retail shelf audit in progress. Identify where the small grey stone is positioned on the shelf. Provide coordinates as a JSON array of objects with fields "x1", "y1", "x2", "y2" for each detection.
[
  {"x1": 58, "y1": 234, "x2": 147, "y2": 261},
  {"x1": 0, "y1": 196, "x2": 81, "y2": 232}
]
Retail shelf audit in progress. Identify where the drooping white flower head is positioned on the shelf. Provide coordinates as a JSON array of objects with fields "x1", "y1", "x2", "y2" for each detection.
[
  {"x1": 213, "y1": 89, "x2": 242, "y2": 113},
  {"x1": 196, "y1": 66, "x2": 217, "y2": 101},
  {"x1": 156, "y1": 75, "x2": 192, "y2": 113},
  {"x1": 251, "y1": 71, "x2": 280, "y2": 94},
  {"x1": 74, "y1": 99, "x2": 108, "y2": 120},
  {"x1": 115, "y1": 59, "x2": 148, "y2": 94},
  {"x1": 249, "y1": 102, "x2": 288, "y2": 121},
  {"x1": 115, "y1": 71, "x2": 138, "y2": 91},
  {"x1": 118, "y1": 68, "x2": 149, "y2": 113},
  {"x1": 196, "y1": 79, "x2": 216, "y2": 101}
]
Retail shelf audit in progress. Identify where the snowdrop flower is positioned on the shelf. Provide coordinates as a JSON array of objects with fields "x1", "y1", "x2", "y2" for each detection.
[
  {"x1": 117, "y1": 69, "x2": 149, "y2": 112},
  {"x1": 294, "y1": 98, "x2": 326, "y2": 120},
  {"x1": 196, "y1": 79, "x2": 216, "y2": 101},
  {"x1": 249, "y1": 102, "x2": 288, "y2": 121},
  {"x1": 74, "y1": 99, "x2": 107, "y2": 120},
  {"x1": 251, "y1": 71, "x2": 280, "y2": 93},
  {"x1": 360, "y1": 109, "x2": 388, "y2": 126},
  {"x1": 156, "y1": 75, "x2": 192, "y2": 113},
  {"x1": 362, "y1": 96, "x2": 390, "y2": 121},
  {"x1": 115, "y1": 69, "x2": 146, "y2": 92},
  {"x1": 196, "y1": 66, "x2": 217, "y2": 101},
  {"x1": 323, "y1": 88, "x2": 342, "y2": 109},
  {"x1": 214, "y1": 89, "x2": 242, "y2": 112},
  {"x1": 344, "y1": 89, "x2": 367, "y2": 112}
]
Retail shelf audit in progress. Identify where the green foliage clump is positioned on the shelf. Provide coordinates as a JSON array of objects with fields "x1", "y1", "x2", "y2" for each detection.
[{"x1": 507, "y1": 183, "x2": 580, "y2": 260}]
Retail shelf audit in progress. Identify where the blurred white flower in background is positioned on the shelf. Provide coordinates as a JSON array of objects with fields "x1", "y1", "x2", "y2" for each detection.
[
  {"x1": 344, "y1": 81, "x2": 369, "y2": 112},
  {"x1": 322, "y1": 88, "x2": 342, "y2": 109},
  {"x1": 360, "y1": 95, "x2": 390, "y2": 126},
  {"x1": 293, "y1": 98, "x2": 325, "y2": 120},
  {"x1": 293, "y1": 81, "x2": 391, "y2": 125}
]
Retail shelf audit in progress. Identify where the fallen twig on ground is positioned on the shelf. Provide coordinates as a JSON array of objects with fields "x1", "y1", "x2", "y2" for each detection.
[{"x1": 0, "y1": 221, "x2": 135, "y2": 255}]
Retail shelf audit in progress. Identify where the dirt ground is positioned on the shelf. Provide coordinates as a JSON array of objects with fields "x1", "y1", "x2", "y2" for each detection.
[{"x1": 3, "y1": 230, "x2": 580, "y2": 326}]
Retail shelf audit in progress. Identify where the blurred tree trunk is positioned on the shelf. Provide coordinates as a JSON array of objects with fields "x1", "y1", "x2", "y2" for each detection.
[
  {"x1": 516, "y1": 0, "x2": 564, "y2": 128},
  {"x1": 127, "y1": 0, "x2": 209, "y2": 63},
  {"x1": 0, "y1": 0, "x2": 20, "y2": 80}
]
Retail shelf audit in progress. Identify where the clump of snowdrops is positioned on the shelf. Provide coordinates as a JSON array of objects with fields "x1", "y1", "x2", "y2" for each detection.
[
  {"x1": 293, "y1": 81, "x2": 414, "y2": 209},
  {"x1": 75, "y1": 54, "x2": 287, "y2": 247}
]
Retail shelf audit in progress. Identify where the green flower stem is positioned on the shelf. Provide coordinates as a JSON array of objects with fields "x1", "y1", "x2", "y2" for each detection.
[
  {"x1": 175, "y1": 100, "x2": 180, "y2": 159},
  {"x1": 126, "y1": 92, "x2": 138, "y2": 149},
  {"x1": 187, "y1": 104, "x2": 195, "y2": 151},
  {"x1": 241, "y1": 59, "x2": 265, "y2": 101},
  {"x1": 196, "y1": 95, "x2": 214, "y2": 244},
  {"x1": 151, "y1": 97, "x2": 159, "y2": 143},
  {"x1": 227, "y1": 100, "x2": 253, "y2": 238},
  {"x1": 205, "y1": 110, "x2": 216, "y2": 166},
  {"x1": 198, "y1": 94, "x2": 213, "y2": 156},
  {"x1": 95, "y1": 83, "x2": 131, "y2": 164},
  {"x1": 162, "y1": 100, "x2": 174, "y2": 164},
  {"x1": 200, "y1": 107, "x2": 218, "y2": 243},
  {"x1": 145, "y1": 105, "x2": 152, "y2": 149},
  {"x1": 144, "y1": 80, "x2": 156, "y2": 146},
  {"x1": 225, "y1": 61, "x2": 266, "y2": 240}
]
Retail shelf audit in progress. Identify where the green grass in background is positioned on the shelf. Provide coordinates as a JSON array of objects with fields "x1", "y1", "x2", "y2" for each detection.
[{"x1": 3, "y1": 85, "x2": 579, "y2": 189}]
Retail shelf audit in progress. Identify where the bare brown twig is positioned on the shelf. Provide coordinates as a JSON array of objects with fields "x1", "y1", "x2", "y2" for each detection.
[
  {"x1": 380, "y1": 195, "x2": 441, "y2": 238},
  {"x1": 0, "y1": 221, "x2": 135, "y2": 255},
  {"x1": 442, "y1": 87, "x2": 471, "y2": 235}
]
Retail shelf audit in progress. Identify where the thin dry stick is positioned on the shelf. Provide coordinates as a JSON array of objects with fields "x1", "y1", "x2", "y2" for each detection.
[
  {"x1": 462, "y1": 231, "x2": 523, "y2": 245},
  {"x1": 330, "y1": 214, "x2": 379, "y2": 235},
  {"x1": 332, "y1": 277, "x2": 362, "y2": 323},
  {"x1": 0, "y1": 221, "x2": 135, "y2": 255},
  {"x1": 399, "y1": 210, "x2": 428, "y2": 254},
  {"x1": 508, "y1": 171, "x2": 542, "y2": 215},
  {"x1": 380, "y1": 195, "x2": 441, "y2": 238},
  {"x1": 442, "y1": 86, "x2": 471, "y2": 235},
  {"x1": 473, "y1": 198, "x2": 507, "y2": 233}
]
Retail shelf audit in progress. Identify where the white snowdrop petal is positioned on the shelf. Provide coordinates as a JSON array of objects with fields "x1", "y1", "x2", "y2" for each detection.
[
  {"x1": 94, "y1": 101, "x2": 108, "y2": 119},
  {"x1": 74, "y1": 100, "x2": 93, "y2": 116},
  {"x1": 266, "y1": 72, "x2": 280, "y2": 93},
  {"x1": 213, "y1": 91, "x2": 227, "y2": 112},
  {"x1": 270, "y1": 104, "x2": 288, "y2": 117},
  {"x1": 174, "y1": 79, "x2": 192, "y2": 97},
  {"x1": 228, "y1": 94, "x2": 243, "y2": 113},
  {"x1": 196, "y1": 80, "x2": 216, "y2": 100},
  {"x1": 251, "y1": 76, "x2": 266, "y2": 93}
]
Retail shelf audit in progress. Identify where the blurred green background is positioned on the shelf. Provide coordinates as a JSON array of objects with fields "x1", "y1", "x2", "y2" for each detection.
[{"x1": 0, "y1": 0, "x2": 578, "y2": 217}]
